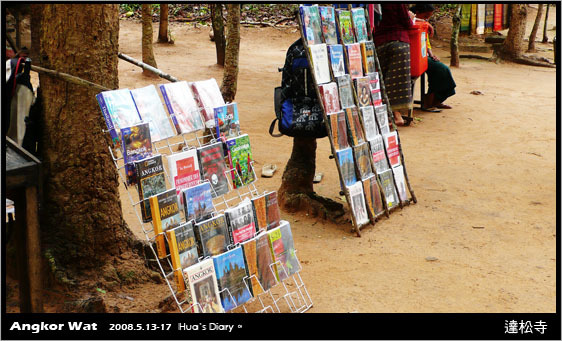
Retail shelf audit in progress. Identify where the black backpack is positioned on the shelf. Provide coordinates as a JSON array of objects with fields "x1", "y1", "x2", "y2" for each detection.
[{"x1": 270, "y1": 38, "x2": 327, "y2": 138}]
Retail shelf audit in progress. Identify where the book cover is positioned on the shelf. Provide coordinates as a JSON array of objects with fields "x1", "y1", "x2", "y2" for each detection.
[
  {"x1": 198, "y1": 142, "x2": 230, "y2": 198},
  {"x1": 354, "y1": 76, "x2": 372, "y2": 107},
  {"x1": 121, "y1": 122, "x2": 152, "y2": 185},
  {"x1": 328, "y1": 44, "x2": 346, "y2": 78},
  {"x1": 336, "y1": 147, "x2": 357, "y2": 187},
  {"x1": 149, "y1": 189, "x2": 182, "y2": 259},
  {"x1": 318, "y1": 82, "x2": 341, "y2": 114},
  {"x1": 360, "y1": 41, "x2": 376, "y2": 74},
  {"x1": 351, "y1": 7, "x2": 369, "y2": 42},
  {"x1": 383, "y1": 131, "x2": 401, "y2": 168},
  {"x1": 484, "y1": 4, "x2": 494, "y2": 32},
  {"x1": 367, "y1": 72, "x2": 383, "y2": 106},
  {"x1": 194, "y1": 214, "x2": 229, "y2": 258},
  {"x1": 369, "y1": 135, "x2": 390, "y2": 174},
  {"x1": 300, "y1": 5, "x2": 324, "y2": 45},
  {"x1": 476, "y1": 4, "x2": 485, "y2": 35},
  {"x1": 265, "y1": 191, "x2": 281, "y2": 231},
  {"x1": 360, "y1": 106, "x2": 378, "y2": 141},
  {"x1": 319, "y1": 6, "x2": 338, "y2": 45},
  {"x1": 345, "y1": 106, "x2": 365, "y2": 146},
  {"x1": 378, "y1": 169, "x2": 399, "y2": 209},
  {"x1": 225, "y1": 198, "x2": 256, "y2": 245},
  {"x1": 214, "y1": 103, "x2": 240, "y2": 140},
  {"x1": 130, "y1": 84, "x2": 176, "y2": 142},
  {"x1": 190, "y1": 79, "x2": 226, "y2": 129},
  {"x1": 374, "y1": 104, "x2": 390, "y2": 135},
  {"x1": 336, "y1": 74, "x2": 355, "y2": 109},
  {"x1": 392, "y1": 165, "x2": 408, "y2": 203},
  {"x1": 309, "y1": 43, "x2": 331, "y2": 85},
  {"x1": 212, "y1": 246, "x2": 252, "y2": 312},
  {"x1": 135, "y1": 154, "x2": 166, "y2": 223},
  {"x1": 346, "y1": 43, "x2": 364, "y2": 79},
  {"x1": 184, "y1": 258, "x2": 223, "y2": 313},
  {"x1": 96, "y1": 88, "x2": 142, "y2": 147},
  {"x1": 255, "y1": 231, "x2": 278, "y2": 291},
  {"x1": 268, "y1": 221, "x2": 301, "y2": 281},
  {"x1": 159, "y1": 81, "x2": 204, "y2": 134},
  {"x1": 328, "y1": 111, "x2": 350, "y2": 151},
  {"x1": 347, "y1": 181, "x2": 370, "y2": 226},
  {"x1": 167, "y1": 149, "x2": 201, "y2": 205},
  {"x1": 353, "y1": 142, "x2": 374, "y2": 180},
  {"x1": 241, "y1": 237, "x2": 261, "y2": 296},
  {"x1": 182, "y1": 182, "x2": 215, "y2": 223},
  {"x1": 225, "y1": 134, "x2": 255, "y2": 189},
  {"x1": 362, "y1": 174, "x2": 385, "y2": 220},
  {"x1": 167, "y1": 221, "x2": 198, "y2": 293},
  {"x1": 337, "y1": 9, "x2": 355, "y2": 44},
  {"x1": 252, "y1": 194, "x2": 268, "y2": 232}
]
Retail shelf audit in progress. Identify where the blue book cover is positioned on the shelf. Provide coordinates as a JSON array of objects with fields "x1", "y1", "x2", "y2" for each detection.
[
  {"x1": 182, "y1": 182, "x2": 215, "y2": 223},
  {"x1": 319, "y1": 6, "x2": 338, "y2": 45},
  {"x1": 96, "y1": 88, "x2": 142, "y2": 147},
  {"x1": 336, "y1": 147, "x2": 357, "y2": 187},
  {"x1": 121, "y1": 122, "x2": 152, "y2": 185},
  {"x1": 212, "y1": 246, "x2": 252, "y2": 312},
  {"x1": 214, "y1": 103, "x2": 240, "y2": 140},
  {"x1": 328, "y1": 44, "x2": 346, "y2": 78},
  {"x1": 351, "y1": 7, "x2": 369, "y2": 42}
]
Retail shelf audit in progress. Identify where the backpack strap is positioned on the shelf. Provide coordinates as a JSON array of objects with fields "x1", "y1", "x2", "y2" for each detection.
[{"x1": 269, "y1": 118, "x2": 283, "y2": 137}]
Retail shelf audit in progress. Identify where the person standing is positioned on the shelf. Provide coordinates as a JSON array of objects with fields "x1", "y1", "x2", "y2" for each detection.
[{"x1": 373, "y1": 4, "x2": 415, "y2": 126}]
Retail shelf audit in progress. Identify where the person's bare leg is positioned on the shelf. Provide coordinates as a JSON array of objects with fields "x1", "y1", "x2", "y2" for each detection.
[{"x1": 393, "y1": 111, "x2": 404, "y2": 126}]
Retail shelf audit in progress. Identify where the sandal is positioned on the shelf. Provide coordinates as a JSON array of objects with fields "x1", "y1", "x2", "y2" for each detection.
[
  {"x1": 313, "y1": 172, "x2": 323, "y2": 183},
  {"x1": 261, "y1": 164, "x2": 277, "y2": 178},
  {"x1": 436, "y1": 103, "x2": 452, "y2": 109}
]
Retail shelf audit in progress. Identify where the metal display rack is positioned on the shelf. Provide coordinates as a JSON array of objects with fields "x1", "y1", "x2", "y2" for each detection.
[
  {"x1": 104, "y1": 92, "x2": 312, "y2": 313},
  {"x1": 297, "y1": 4, "x2": 417, "y2": 237}
]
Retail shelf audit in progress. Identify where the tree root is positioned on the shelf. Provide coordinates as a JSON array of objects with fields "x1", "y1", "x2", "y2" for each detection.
[{"x1": 279, "y1": 191, "x2": 346, "y2": 223}]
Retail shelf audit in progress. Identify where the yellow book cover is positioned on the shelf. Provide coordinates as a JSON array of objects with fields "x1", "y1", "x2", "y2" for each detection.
[
  {"x1": 166, "y1": 229, "x2": 186, "y2": 293},
  {"x1": 470, "y1": 4, "x2": 477, "y2": 35},
  {"x1": 149, "y1": 195, "x2": 167, "y2": 259}
]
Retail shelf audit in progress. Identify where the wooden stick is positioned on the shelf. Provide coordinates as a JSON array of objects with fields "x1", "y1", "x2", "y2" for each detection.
[
  {"x1": 118, "y1": 52, "x2": 179, "y2": 82},
  {"x1": 30, "y1": 65, "x2": 112, "y2": 92}
]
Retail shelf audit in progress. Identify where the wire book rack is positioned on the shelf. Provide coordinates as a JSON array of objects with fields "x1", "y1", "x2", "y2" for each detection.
[{"x1": 106, "y1": 105, "x2": 313, "y2": 313}]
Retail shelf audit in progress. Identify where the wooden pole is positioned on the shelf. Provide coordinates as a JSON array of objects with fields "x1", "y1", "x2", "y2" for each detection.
[
  {"x1": 30, "y1": 65, "x2": 112, "y2": 92},
  {"x1": 118, "y1": 52, "x2": 179, "y2": 82}
]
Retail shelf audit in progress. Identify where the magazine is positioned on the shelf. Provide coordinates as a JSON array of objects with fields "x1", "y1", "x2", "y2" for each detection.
[
  {"x1": 309, "y1": 43, "x2": 331, "y2": 85},
  {"x1": 159, "y1": 81, "x2": 204, "y2": 134},
  {"x1": 130, "y1": 84, "x2": 176, "y2": 141},
  {"x1": 184, "y1": 259, "x2": 223, "y2": 313},
  {"x1": 347, "y1": 181, "x2": 370, "y2": 226}
]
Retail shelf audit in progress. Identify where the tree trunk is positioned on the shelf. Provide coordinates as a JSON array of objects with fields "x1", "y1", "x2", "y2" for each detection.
[
  {"x1": 220, "y1": 4, "x2": 240, "y2": 103},
  {"x1": 142, "y1": 4, "x2": 158, "y2": 76},
  {"x1": 278, "y1": 137, "x2": 344, "y2": 221},
  {"x1": 500, "y1": 4, "x2": 527, "y2": 59},
  {"x1": 527, "y1": 4, "x2": 543, "y2": 52},
  {"x1": 450, "y1": 4, "x2": 462, "y2": 67},
  {"x1": 542, "y1": 4, "x2": 550, "y2": 43},
  {"x1": 36, "y1": 4, "x2": 154, "y2": 290},
  {"x1": 211, "y1": 4, "x2": 226, "y2": 66},
  {"x1": 30, "y1": 5, "x2": 43, "y2": 65},
  {"x1": 157, "y1": 4, "x2": 170, "y2": 43}
]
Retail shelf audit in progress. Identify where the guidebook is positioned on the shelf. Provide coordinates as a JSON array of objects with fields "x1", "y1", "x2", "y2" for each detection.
[
  {"x1": 328, "y1": 111, "x2": 349, "y2": 151},
  {"x1": 184, "y1": 258, "x2": 223, "y2": 313},
  {"x1": 300, "y1": 5, "x2": 323, "y2": 45},
  {"x1": 367, "y1": 72, "x2": 383, "y2": 106},
  {"x1": 360, "y1": 106, "x2": 378, "y2": 141},
  {"x1": 319, "y1": 6, "x2": 338, "y2": 45},
  {"x1": 194, "y1": 214, "x2": 229, "y2": 258},
  {"x1": 361, "y1": 41, "x2": 376, "y2": 74},
  {"x1": 96, "y1": 88, "x2": 142, "y2": 147},
  {"x1": 225, "y1": 198, "x2": 256, "y2": 245},
  {"x1": 130, "y1": 84, "x2": 176, "y2": 142},
  {"x1": 383, "y1": 131, "x2": 401, "y2": 168},
  {"x1": 198, "y1": 142, "x2": 230, "y2": 197},
  {"x1": 353, "y1": 142, "x2": 374, "y2": 180},
  {"x1": 309, "y1": 43, "x2": 331, "y2": 85},
  {"x1": 159, "y1": 81, "x2": 204, "y2": 134},
  {"x1": 346, "y1": 43, "x2": 364, "y2": 79},
  {"x1": 362, "y1": 174, "x2": 385, "y2": 220},
  {"x1": 378, "y1": 169, "x2": 399, "y2": 209},
  {"x1": 265, "y1": 191, "x2": 281, "y2": 231},
  {"x1": 255, "y1": 231, "x2": 278, "y2": 291},
  {"x1": 252, "y1": 194, "x2": 267, "y2": 232},
  {"x1": 167, "y1": 221, "x2": 198, "y2": 293},
  {"x1": 336, "y1": 9, "x2": 354, "y2": 44},
  {"x1": 241, "y1": 237, "x2": 262, "y2": 296},
  {"x1": 212, "y1": 246, "x2": 252, "y2": 312},
  {"x1": 318, "y1": 82, "x2": 341, "y2": 114},
  {"x1": 345, "y1": 106, "x2": 365, "y2": 146},
  {"x1": 355, "y1": 76, "x2": 372, "y2": 107},
  {"x1": 150, "y1": 189, "x2": 182, "y2": 259},
  {"x1": 328, "y1": 44, "x2": 346, "y2": 78},
  {"x1": 347, "y1": 181, "x2": 370, "y2": 226},
  {"x1": 225, "y1": 134, "x2": 255, "y2": 189},
  {"x1": 182, "y1": 182, "x2": 215, "y2": 223},
  {"x1": 167, "y1": 149, "x2": 201, "y2": 205},
  {"x1": 121, "y1": 122, "x2": 152, "y2": 185},
  {"x1": 336, "y1": 74, "x2": 355, "y2": 109},
  {"x1": 374, "y1": 104, "x2": 390, "y2": 135},
  {"x1": 369, "y1": 135, "x2": 390, "y2": 174},
  {"x1": 392, "y1": 165, "x2": 408, "y2": 203},
  {"x1": 336, "y1": 147, "x2": 357, "y2": 187},
  {"x1": 190, "y1": 78, "x2": 226, "y2": 129},
  {"x1": 268, "y1": 221, "x2": 301, "y2": 281},
  {"x1": 351, "y1": 7, "x2": 369, "y2": 43},
  {"x1": 214, "y1": 102, "x2": 240, "y2": 140},
  {"x1": 135, "y1": 154, "x2": 166, "y2": 223}
]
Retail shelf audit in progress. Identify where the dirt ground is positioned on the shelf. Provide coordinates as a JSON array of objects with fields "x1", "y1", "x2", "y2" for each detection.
[{"x1": 6, "y1": 6, "x2": 557, "y2": 313}]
